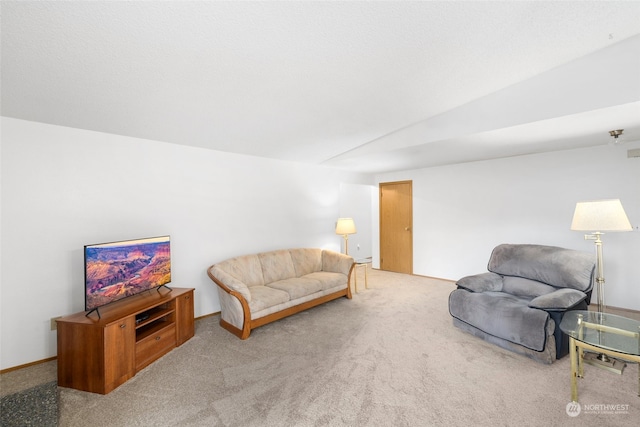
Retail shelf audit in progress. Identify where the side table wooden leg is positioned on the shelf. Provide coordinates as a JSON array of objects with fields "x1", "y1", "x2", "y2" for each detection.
[
  {"x1": 364, "y1": 264, "x2": 368, "y2": 289},
  {"x1": 570, "y1": 337, "x2": 579, "y2": 402},
  {"x1": 353, "y1": 267, "x2": 358, "y2": 294}
]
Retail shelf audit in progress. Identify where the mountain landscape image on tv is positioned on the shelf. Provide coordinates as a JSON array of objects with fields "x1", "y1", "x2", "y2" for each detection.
[{"x1": 85, "y1": 236, "x2": 171, "y2": 312}]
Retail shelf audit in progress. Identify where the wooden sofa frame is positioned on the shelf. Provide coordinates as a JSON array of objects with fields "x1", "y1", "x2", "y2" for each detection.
[{"x1": 207, "y1": 263, "x2": 354, "y2": 339}]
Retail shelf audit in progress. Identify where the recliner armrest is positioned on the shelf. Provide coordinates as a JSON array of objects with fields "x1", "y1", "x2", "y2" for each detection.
[
  {"x1": 528, "y1": 288, "x2": 587, "y2": 311},
  {"x1": 456, "y1": 272, "x2": 503, "y2": 293}
]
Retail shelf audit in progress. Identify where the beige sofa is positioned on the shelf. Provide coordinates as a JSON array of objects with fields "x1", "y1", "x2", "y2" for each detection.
[{"x1": 207, "y1": 248, "x2": 354, "y2": 339}]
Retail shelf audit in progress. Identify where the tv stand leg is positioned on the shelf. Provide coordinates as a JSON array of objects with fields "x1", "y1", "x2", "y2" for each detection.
[
  {"x1": 157, "y1": 284, "x2": 173, "y2": 293},
  {"x1": 85, "y1": 307, "x2": 101, "y2": 319}
]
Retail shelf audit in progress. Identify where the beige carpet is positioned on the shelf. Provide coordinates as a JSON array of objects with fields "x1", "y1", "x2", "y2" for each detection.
[{"x1": 4, "y1": 269, "x2": 640, "y2": 426}]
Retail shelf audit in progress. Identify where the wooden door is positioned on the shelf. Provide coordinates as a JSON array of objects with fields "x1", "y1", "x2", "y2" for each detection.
[{"x1": 379, "y1": 181, "x2": 413, "y2": 274}]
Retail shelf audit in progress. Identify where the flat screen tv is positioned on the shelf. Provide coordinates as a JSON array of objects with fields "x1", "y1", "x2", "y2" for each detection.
[{"x1": 84, "y1": 235, "x2": 171, "y2": 317}]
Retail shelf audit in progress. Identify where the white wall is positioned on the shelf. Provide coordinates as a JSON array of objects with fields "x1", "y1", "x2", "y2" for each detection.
[
  {"x1": 376, "y1": 142, "x2": 640, "y2": 311},
  {"x1": 0, "y1": 117, "x2": 373, "y2": 370}
]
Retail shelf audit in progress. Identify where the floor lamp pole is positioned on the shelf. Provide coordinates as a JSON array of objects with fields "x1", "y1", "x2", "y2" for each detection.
[
  {"x1": 584, "y1": 232, "x2": 625, "y2": 372},
  {"x1": 593, "y1": 232, "x2": 605, "y2": 314},
  {"x1": 591, "y1": 232, "x2": 611, "y2": 363}
]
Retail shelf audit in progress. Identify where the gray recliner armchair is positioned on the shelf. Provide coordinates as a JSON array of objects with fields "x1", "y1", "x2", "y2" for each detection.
[{"x1": 449, "y1": 244, "x2": 595, "y2": 364}]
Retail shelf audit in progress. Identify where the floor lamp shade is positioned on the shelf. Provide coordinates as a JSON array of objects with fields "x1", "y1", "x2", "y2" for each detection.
[
  {"x1": 335, "y1": 218, "x2": 357, "y2": 235},
  {"x1": 335, "y1": 218, "x2": 356, "y2": 255},
  {"x1": 570, "y1": 199, "x2": 632, "y2": 232}
]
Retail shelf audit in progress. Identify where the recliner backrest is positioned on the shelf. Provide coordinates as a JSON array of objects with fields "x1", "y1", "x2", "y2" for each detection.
[{"x1": 488, "y1": 244, "x2": 595, "y2": 292}]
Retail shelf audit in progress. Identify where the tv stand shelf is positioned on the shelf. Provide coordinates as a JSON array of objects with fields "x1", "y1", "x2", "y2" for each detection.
[
  {"x1": 136, "y1": 306, "x2": 173, "y2": 329},
  {"x1": 57, "y1": 287, "x2": 194, "y2": 394},
  {"x1": 136, "y1": 314, "x2": 173, "y2": 341}
]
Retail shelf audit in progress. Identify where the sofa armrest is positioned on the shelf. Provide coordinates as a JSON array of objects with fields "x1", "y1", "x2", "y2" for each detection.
[
  {"x1": 528, "y1": 288, "x2": 587, "y2": 311},
  {"x1": 208, "y1": 266, "x2": 252, "y2": 302},
  {"x1": 456, "y1": 272, "x2": 503, "y2": 293},
  {"x1": 322, "y1": 250, "x2": 354, "y2": 275}
]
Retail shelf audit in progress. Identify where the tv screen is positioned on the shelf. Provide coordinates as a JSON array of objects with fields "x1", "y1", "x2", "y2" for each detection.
[{"x1": 84, "y1": 235, "x2": 171, "y2": 312}]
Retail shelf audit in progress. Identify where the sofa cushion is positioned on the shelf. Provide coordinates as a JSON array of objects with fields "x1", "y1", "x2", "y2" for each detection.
[
  {"x1": 267, "y1": 277, "x2": 323, "y2": 300},
  {"x1": 259, "y1": 250, "x2": 297, "y2": 283},
  {"x1": 529, "y1": 288, "x2": 587, "y2": 311},
  {"x1": 248, "y1": 286, "x2": 290, "y2": 313},
  {"x1": 289, "y1": 248, "x2": 323, "y2": 277},
  {"x1": 501, "y1": 276, "x2": 556, "y2": 299},
  {"x1": 488, "y1": 244, "x2": 594, "y2": 291},
  {"x1": 303, "y1": 271, "x2": 347, "y2": 291},
  {"x1": 449, "y1": 289, "x2": 550, "y2": 352}
]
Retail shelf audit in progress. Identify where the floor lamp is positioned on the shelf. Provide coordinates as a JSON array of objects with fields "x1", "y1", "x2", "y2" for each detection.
[
  {"x1": 335, "y1": 218, "x2": 357, "y2": 255},
  {"x1": 570, "y1": 199, "x2": 632, "y2": 373}
]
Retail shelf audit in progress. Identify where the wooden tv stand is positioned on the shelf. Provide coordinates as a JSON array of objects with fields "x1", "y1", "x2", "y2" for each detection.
[{"x1": 57, "y1": 287, "x2": 194, "y2": 394}]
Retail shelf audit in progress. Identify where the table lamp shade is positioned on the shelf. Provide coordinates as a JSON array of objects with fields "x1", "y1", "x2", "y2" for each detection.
[
  {"x1": 335, "y1": 218, "x2": 357, "y2": 235},
  {"x1": 571, "y1": 199, "x2": 632, "y2": 232}
]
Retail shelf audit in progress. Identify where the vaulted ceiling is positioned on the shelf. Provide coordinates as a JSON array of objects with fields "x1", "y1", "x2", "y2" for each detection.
[{"x1": 2, "y1": 1, "x2": 640, "y2": 173}]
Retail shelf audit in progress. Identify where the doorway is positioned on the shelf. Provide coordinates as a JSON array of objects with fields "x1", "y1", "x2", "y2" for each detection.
[{"x1": 379, "y1": 180, "x2": 413, "y2": 274}]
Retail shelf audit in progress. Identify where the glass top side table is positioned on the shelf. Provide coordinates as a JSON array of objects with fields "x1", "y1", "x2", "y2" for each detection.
[{"x1": 559, "y1": 310, "x2": 640, "y2": 402}]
